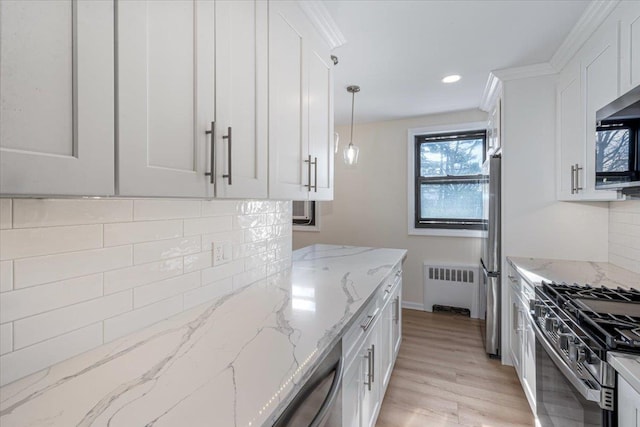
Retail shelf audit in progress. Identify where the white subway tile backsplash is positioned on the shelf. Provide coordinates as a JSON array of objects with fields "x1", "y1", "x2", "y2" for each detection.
[
  {"x1": 13, "y1": 291, "x2": 132, "y2": 349},
  {"x1": 0, "y1": 261, "x2": 13, "y2": 293},
  {"x1": 134, "y1": 236, "x2": 201, "y2": 265},
  {"x1": 104, "y1": 295, "x2": 183, "y2": 343},
  {"x1": 0, "y1": 274, "x2": 103, "y2": 323},
  {"x1": 183, "y1": 278, "x2": 233, "y2": 310},
  {"x1": 609, "y1": 201, "x2": 640, "y2": 274},
  {"x1": 201, "y1": 200, "x2": 241, "y2": 217},
  {"x1": 133, "y1": 272, "x2": 200, "y2": 308},
  {"x1": 13, "y1": 199, "x2": 133, "y2": 228},
  {"x1": 0, "y1": 198, "x2": 292, "y2": 386},
  {"x1": 104, "y1": 258, "x2": 183, "y2": 295},
  {"x1": 0, "y1": 224, "x2": 103, "y2": 261},
  {"x1": 184, "y1": 251, "x2": 213, "y2": 273},
  {"x1": 234, "y1": 214, "x2": 266, "y2": 230},
  {"x1": 14, "y1": 246, "x2": 132, "y2": 289},
  {"x1": 0, "y1": 323, "x2": 102, "y2": 386},
  {"x1": 184, "y1": 216, "x2": 233, "y2": 236},
  {"x1": 0, "y1": 323, "x2": 12, "y2": 356},
  {"x1": 201, "y1": 260, "x2": 244, "y2": 286},
  {"x1": 134, "y1": 200, "x2": 201, "y2": 221},
  {"x1": 0, "y1": 199, "x2": 11, "y2": 229},
  {"x1": 104, "y1": 220, "x2": 183, "y2": 247}
]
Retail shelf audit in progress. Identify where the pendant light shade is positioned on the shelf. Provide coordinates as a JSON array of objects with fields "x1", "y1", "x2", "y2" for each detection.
[{"x1": 344, "y1": 85, "x2": 360, "y2": 165}]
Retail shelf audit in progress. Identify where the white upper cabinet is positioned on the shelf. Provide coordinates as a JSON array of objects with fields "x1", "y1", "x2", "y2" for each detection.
[
  {"x1": 117, "y1": 0, "x2": 214, "y2": 198},
  {"x1": 268, "y1": 1, "x2": 335, "y2": 201},
  {"x1": 556, "y1": 20, "x2": 622, "y2": 201},
  {"x1": 0, "y1": 0, "x2": 115, "y2": 196},
  {"x1": 214, "y1": 0, "x2": 268, "y2": 199},
  {"x1": 619, "y1": 2, "x2": 640, "y2": 93}
]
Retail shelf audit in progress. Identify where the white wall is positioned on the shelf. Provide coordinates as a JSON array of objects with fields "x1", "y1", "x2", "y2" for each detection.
[
  {"x1": 609, "y1": 200, "x2": 640, "y2": 274},
  {"x1": 293, "y1": 109, "x2": 488, "y2": 307},
  {"x1": 0, "y1": 198, "x2": 292, "y2": 386}
]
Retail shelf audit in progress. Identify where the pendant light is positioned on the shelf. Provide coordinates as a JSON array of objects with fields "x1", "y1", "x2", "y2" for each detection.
[{"x1": 344, "y1": 85, "x2": 360, "y2": 165}]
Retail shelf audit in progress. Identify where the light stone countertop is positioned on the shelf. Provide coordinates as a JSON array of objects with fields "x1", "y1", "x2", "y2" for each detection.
[
  {"x1": 0, "y1": 244, "x2": 407, "y2": 427},
  {"x1": 507, "y1": 257, "x2": 640, "y2": 290}
]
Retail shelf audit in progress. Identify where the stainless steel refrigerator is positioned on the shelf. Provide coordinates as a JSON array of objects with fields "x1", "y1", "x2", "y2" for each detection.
[{"x1": 480, "y1": 154, "x2": 501, "y2": 358}]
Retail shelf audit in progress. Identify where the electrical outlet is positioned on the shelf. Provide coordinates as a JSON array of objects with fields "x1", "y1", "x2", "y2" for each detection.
[{"x1": 212, "y1": 241, "x2": 231, "y2": 266}]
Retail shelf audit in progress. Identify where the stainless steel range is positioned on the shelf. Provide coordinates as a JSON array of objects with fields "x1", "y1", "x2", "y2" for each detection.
[{"x1": 532, "y1": 282, "x2": 640, "y2": 427}]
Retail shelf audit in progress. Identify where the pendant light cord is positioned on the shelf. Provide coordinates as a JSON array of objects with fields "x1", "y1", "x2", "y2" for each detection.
[{"x1": 349, "y1": 90, "x2": 355, "y2": 145}]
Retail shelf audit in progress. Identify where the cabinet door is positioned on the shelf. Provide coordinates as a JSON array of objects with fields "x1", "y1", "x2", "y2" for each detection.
[
  {"x1": 307, "y1": 33, "x2": 334, "y2": 201},
  {"x1": 619, "y1": 2, "x2": 640, "y2": 93},
  {"x1": 556, "y1": 65, "x2": 584, "y2": 201},
  {"x1": 361, "y1": 329, "x2": 380, "y2": 427},
  {"x1": 581, "y1": 24, "x2": 621, "y2": 201},
  {"x1": 379, "y1": 294, "x2": 393, "y2": 391},
  {"x1": 618, "y1": 376, "x2": 640, "y2": 427},
  {"x1": 117, "y1": 0, "x2": 213, "y2": 197},
  {"x1": 509, "y1": 285, "x2": 522, "y2": 374},
  {"x1": 0, "y1": 0, "x2": 114, "y2": 196},
  {"x1": 391, "y1": 285, "x2": 402, "y2": 359},
  {"x1": 342, "y1": 357, "x2": 363, "y2": 427},
  {"x1": 214, "y1": 0, "x2": 268, "y2": 199},
  {"x1": 268, "y1": 1, "x2": 310, "y2": 200},
  {"x1": 522, "y1": 311, "x2": 536, "y2": 411}
]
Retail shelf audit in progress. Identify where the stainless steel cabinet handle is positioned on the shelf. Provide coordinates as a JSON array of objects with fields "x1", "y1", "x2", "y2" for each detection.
[
  {"x1": 575, "y1": 163, "x2": 582, "y2": 193},
  {"x1": 394, "y1": 296, "x2": 400, "y2": 324},
  {"x1": 222, "y1": 127, "x2": 232, "y2": 185},
  {"x1": 313, "y1": 157, "x2": 318, "y2": 192},
  {"x1": 364, "y1": 348, "x2": 372, "y2": 391},
  {"x1": 304, "y1": 155, "x2": 312, "y2": 192},
  {"x1": 370, "y1": 344, "x2": 375, "y2": 384},
  {"x1": 570, "y1": 164, "x2": 576, "y2": 194},
  {"x1": 360, "y1": 308, "x2": 380, "y2": 331},
  {"x1": 507, "y1": 275, "x2": 518, "y2": 284},
  {"x1": 204, "y1": 121, "x2": 215, "y2": 184}
]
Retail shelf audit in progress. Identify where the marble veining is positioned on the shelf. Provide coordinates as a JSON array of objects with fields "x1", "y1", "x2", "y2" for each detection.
[
  {"x1": 0, "y1": 245, "x2": 406, "y2": 427},
  {"x1": 507, "y1": 257, "x2": 640, "y2": 290}
]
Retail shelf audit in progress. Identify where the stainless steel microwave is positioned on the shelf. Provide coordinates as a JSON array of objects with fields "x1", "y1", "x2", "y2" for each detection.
[{"x1": 595, "y1": 84, "x2": 640, "y2": 196}]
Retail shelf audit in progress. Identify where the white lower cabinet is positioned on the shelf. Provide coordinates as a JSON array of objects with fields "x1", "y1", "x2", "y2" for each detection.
[
  {"x1": 618, "y1": 376, "x2": 640, "y2": 427},
  {"x1": 342, "y1": 269, "x2": 402, "y2": 427},
  {"x1": 507, "y1": 262, "x2": 536, "y2": 413}
]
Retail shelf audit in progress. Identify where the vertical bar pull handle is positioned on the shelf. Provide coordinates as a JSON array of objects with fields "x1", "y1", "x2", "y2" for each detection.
[
  {"x1": 222, "y1": 127, "x2": 232, "y2": 185},
  {"x1": 575, "y1": 163, "x2": 582, "y2": 193},
  {"x1": 364, "y1": 348, "x2": 372, "y2": 390},
  {"x1": 304, "y1": 155, "x2": 312, "y2": 192},
  {"x1": 313, "y1": 157, "x2": 318, "y2": 192},
  {"x1": 570, "y1": 164, "x2": 576, "y2": 194},
  {"x1": 370, "y1": 344, "x2": 375, "y2": 383},
  {"x1": 205, "y1": 121, "x2": 215, "y2": 184}
]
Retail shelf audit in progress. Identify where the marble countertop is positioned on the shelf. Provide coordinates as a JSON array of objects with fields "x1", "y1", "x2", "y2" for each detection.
[
  {"x1": 0, "y1": 244, "x2": 407, "y2": 427},
  {"x1": 609, "y1": 352, "x2": 640, "y2": 394},
  {"x1": 507, "y1": 257, "x2": 640, "y2": 290}
]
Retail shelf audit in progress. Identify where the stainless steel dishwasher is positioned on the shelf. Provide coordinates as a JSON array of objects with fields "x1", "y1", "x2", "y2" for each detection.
[{"x1": 273, "y1": 339, "x2": 343, "y2": 427}]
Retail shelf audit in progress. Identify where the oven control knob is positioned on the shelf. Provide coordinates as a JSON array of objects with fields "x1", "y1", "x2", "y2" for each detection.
[
  {"x1": 558, "y1": 332, "x2": 573, "y2": 350},
  {"x1": 544, "y1": 317, "x2": 557, "y2": 332},
  {"x1": 569, "y1": 342, "x2": 586, "y2": 363}
]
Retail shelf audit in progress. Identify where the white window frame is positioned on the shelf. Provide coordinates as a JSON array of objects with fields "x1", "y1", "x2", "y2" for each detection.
[
  {"x1": 407, "y1": 121, "x2": 488, "y2": 238},
  {"x1": 292, "y1": 201, "x2": 320, "y2": 232}
]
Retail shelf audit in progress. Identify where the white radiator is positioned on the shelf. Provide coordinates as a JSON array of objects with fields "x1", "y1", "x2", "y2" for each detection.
[{"x1": 423, "y1": 263, "x2": 481, "y2": 318}]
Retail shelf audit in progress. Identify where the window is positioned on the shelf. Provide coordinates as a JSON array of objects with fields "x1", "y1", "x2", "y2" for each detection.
[
  {"x1": 292, "y1": 201, "x2": 319, "y2": 231},
  {"x1": 596, "y1": 119, "x2": 639, "y2": 186},
  {"x1": 414, "y1": 129, "x2": 487, "y2": 230}
]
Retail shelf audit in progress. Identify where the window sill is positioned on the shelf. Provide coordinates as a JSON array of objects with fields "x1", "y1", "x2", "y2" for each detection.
[
  {"x1": 293, "y1": 224, "x2": 320, "y2": 232},
  {"x1": 408, "y1": 227, "x2": 487, "y2": 238}
]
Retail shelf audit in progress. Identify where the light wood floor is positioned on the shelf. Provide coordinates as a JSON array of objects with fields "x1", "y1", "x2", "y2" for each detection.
[{"x1": 376, "y1": 309, "x2": 534, "y2": 427}]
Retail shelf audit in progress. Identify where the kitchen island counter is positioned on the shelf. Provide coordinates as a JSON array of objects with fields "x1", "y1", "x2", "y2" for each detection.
[
  {"x1": 0, "y1": 244, "x2": 406, "y2": 427},
  {"x1": 507, "y1": 257, "x2": 640, "y2": 290}
]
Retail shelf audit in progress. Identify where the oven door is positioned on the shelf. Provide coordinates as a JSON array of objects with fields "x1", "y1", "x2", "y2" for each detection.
[{"x1": 533, "y1": 321, "x2": 614, "y2": 427}]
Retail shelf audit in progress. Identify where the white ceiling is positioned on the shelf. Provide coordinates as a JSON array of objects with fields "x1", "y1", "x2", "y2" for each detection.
[{"x1": 326, "y1": 0, "x2": 591, "y2": 125}]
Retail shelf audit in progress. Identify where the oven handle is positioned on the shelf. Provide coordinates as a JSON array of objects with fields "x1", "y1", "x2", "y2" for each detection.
[
  {"x1": 309, "y1": 354, "x2": 344, "y2": 427},
  {"x1": 532, "y1": 317, "x2": 601, "y2": 404}
]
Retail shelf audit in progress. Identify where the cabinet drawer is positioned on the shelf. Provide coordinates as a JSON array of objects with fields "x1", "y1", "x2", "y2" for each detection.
[
  {"x1": 379, "y1": 268, "x2": 402, "y2": 304},
  {"x1": 343, "y1": 299, "x2": 380, "y2": 363}
]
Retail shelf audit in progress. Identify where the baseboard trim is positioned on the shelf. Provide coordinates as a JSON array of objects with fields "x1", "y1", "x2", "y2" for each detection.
[{"x1": 402, "y1": 301, "x2": 425, "y2": 311}]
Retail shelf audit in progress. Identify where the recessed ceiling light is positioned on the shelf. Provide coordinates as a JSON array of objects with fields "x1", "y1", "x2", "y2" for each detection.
[{"x1": 442, "y1": 75, "x2": 461, "y2": 83}]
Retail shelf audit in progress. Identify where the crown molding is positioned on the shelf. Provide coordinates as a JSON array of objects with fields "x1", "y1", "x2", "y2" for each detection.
[
  {"x1": 549, "y1": 0, "x2": 620, "y2": 72},
  {"x1": 492, "y1": 62, "x2": 556, "y2": 81},
  {"x1": 298, "y1": 1, "x2": 347, "y2": 50},
  {"x1": 479, "y1": 72, "x2": 502, "y2": 112}
]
